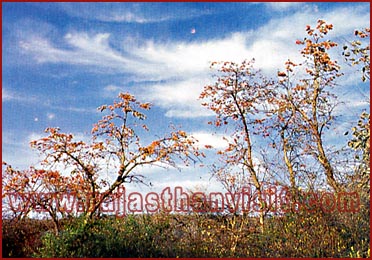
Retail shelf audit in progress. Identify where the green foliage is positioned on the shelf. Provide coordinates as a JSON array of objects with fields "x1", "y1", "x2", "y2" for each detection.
[
  {"x1": 348, "y1": 111, "x2": 370, "y2": 192},
  {"x1": 35, "y1": 215, "x2": 167, "y2": 257},
  {"x1": 25, "y1": 210, "x2": 368, "y2": 258},
  {"x1": 342, "y1": 28, "x2": 370, "y2": 82},
  {"x1": 2, "y1": 207, "x2": 369, "y2": 258}
]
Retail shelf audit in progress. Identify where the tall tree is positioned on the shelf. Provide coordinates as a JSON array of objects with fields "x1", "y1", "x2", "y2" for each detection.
[
  {"x1": 200, "y1": 59, "x2": 275, "y2": 232},
  {"x1": 277, "y1": 20, "x2": 343, "y2": 192}
]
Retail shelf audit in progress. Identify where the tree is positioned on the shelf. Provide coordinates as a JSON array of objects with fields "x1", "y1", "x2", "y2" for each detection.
[
  {"x1": 342, "y1": 27, "x2": 370, "y2": 83},
  {"x1": 3, "y1": 93, "x2": 203, "y2": 225},
  {"x1": 2, "y1": 162, "x2": 77, "y2": 234},
  {"x1": 341, "y1": 27, "x2": 370, "y2": 257},
  {"x1": 266, "y1": 59, "x2": 311, "y2": 194},
  {"x1": 277, "y1": 20, "x2": 343, "y2": 192},
  {"x1": 200, "y1": 59, "x2": 275, "y2": 232},
  {"x1": 343, "y1": 26, "x2": 370, "y2": 196},
  {"x1": 199, "y1": 21, "x2": 366, "y2": 229}
]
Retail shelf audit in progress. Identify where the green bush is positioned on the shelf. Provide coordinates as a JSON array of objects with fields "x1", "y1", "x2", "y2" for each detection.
[
  {"x1": 35, "y1": 215, "x2": 168, "y2": 257},
  {"x1": 8, "y1": 210, "x2": 369, "y2": 258},
  {"x1": 38, "y1": 217, "x2": 108, "y2": 257}
]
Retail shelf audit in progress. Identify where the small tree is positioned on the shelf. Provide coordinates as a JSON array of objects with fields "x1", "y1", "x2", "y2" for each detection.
[
  {"x1": 3, "y1": 93, "x2": 202, "y2": 225},
  {"x1": 2, "y1": 162, "x2": 77, "y2": 233}
]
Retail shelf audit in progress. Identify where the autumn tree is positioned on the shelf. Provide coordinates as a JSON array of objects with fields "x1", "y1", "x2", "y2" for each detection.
[
  {"x1": 2, "y1": 162, "x2": 78, "y2": 234},
  {"x1": 3, "y1": 93, "x2": 202, "y2": 224},
  {"x1": 200, "y1": 59, "x2": 275, "y2": 232},
  {"x1": 276, "y1": 20, "x2": 344, "y2": 192},
  {"x1": 199, "y1": 21, "x2": 367, "y2": 226},
  {"x1": 265, "y1": 59, "x2": 313, "y2": 195}
]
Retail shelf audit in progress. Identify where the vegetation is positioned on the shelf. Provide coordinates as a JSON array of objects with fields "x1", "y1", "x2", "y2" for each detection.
[
  {"x1": 2, "y1": 210, "x2": 369, "y2": 258},
  {"x1": 2, "y1": 21, "x2": 369, "y2": 258}
]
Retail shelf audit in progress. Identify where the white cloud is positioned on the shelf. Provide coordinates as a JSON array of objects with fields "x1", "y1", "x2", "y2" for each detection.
[
  {"x1": 27, "y1": 132, "x2": 45, "y2": 143},
  {"x1": 17, "y1": 4, "x2": 370, "y2": 119},
  {"x1": 95, "y1": 12, "x2": 155, "y2": 23},
  {"x1": 335, "y1": 87, "x2": 370, "y2": 117},
  {"x1": 3, "y1": 130, "x2": 94, "y2": 170},
  {"x1": 2, "y1": 88, "x2": 37, "y2": 103},
  {"x1": 321, "y1": 6, "x2": 370, "y2": 36},
  {"x1": 47, "y1": 113, "x2": 55, "y2": 120},
  {"x1": 265, "y1": 2, "x2": 302, "y2": 11},
  {"x1": 2, "y1": 88, "x2": 13, "y2": 101},
  {"x1": 19, "y1": 33, "x2": 134, "y2": 74},
  {"x1": 58, "y1": 3, "x2": 158, "y2": 23},
  {"x1": 3, "y1": 88, "x2": 96, "y2": 114},
  {"x1": 164, "y1": 109, "x2": 212, "y2": 118},
  {"x1": 47, "y1": 105, "x2": 97, "y2": 114},
  {"x1": 19, "y1": 31, "x2": 250, "y2": 79},
  {"x1": 151, "y1": 179, "x2": 221, "y2": 192},
  {"x1": 139, "y1": 78, "x2": 214, "y2": 118},
  {"x1": 2, "y1": 132, "x2": 44, "y2": 169},
  {"x1": 20, "y1": 5, "x2": 368, "y2": 76},
  {"x1": 103, "y1": 85, "x2": 124, "y2": 97},
  {"x1": 147, "y1": 168, "x2": 225, "y2": 194},
  {"x1": 58, "y1": 2, "x2": 210, "y2": 24},
  {"x1": 104, "y1": 85, "x2": 122, "y2": 92},
  {"x1": 130, "y1": 33, "x2": 251, "y2": 76},
  {"x1": 191, "y1": 132, "x2": 228, "y2": 150}
]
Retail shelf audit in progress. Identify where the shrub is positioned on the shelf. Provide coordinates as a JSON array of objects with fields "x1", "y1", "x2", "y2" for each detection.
[
  {"x1": 36, "y1": 215, "x2": 168, "y2": 257},
  {"x1": 2, "y1": 219, "x2": 54, "y2": 257}
]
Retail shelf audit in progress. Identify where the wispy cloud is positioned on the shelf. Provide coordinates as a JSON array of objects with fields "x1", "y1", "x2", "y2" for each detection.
[
  {"x1": 2, "y1": 88, "x2": 14, "y2": 102},
  {"x1": 139, "y1": 78, "x2": 214, "y2": 118},
  {"x1": 19, "y1": 33, "x2": 133, "y2": 73},
  {"x1": 264, "y1": 2, "x2": 303, "y2": 12},
  {"x1": 47, "y1": 113, "x2": 55, "y2": 120},
  {"x1": 16, "y1": 4, "x2": 369, "y2": 118},
  {"x1": 104, "y1": 85, "x2": 122, "y2": 92},
  {"x1": 2, "y1": 132, "x2": 43, "y2": 168},
  {"x1": 48, "y1": 104, "x2": 98, "y2": 114},
  {"x1": 21, "y1": 4, "x2": 369, "y2": 73},
  {"x1": 191, "y1": 132, "x2": 228, "y2": 150},
  {"x1": 3, "y1": 88, "x2": 97, "y2": 114},
  {"x1": 58, "y1": 2, "x2": 211, "y2": 24},
  {"x1": 2, "y1": 88, "x2": 38, "y2": 103}
]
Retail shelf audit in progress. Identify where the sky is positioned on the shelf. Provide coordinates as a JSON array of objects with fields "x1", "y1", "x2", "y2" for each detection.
[{"x1": 2, "y1": 2, "x2": 370, "y2": 195}]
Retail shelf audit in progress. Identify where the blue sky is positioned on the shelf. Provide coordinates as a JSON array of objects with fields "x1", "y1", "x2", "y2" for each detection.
[{"x1": 2, "y1": 2, "x2": 370, "y2": 193}]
